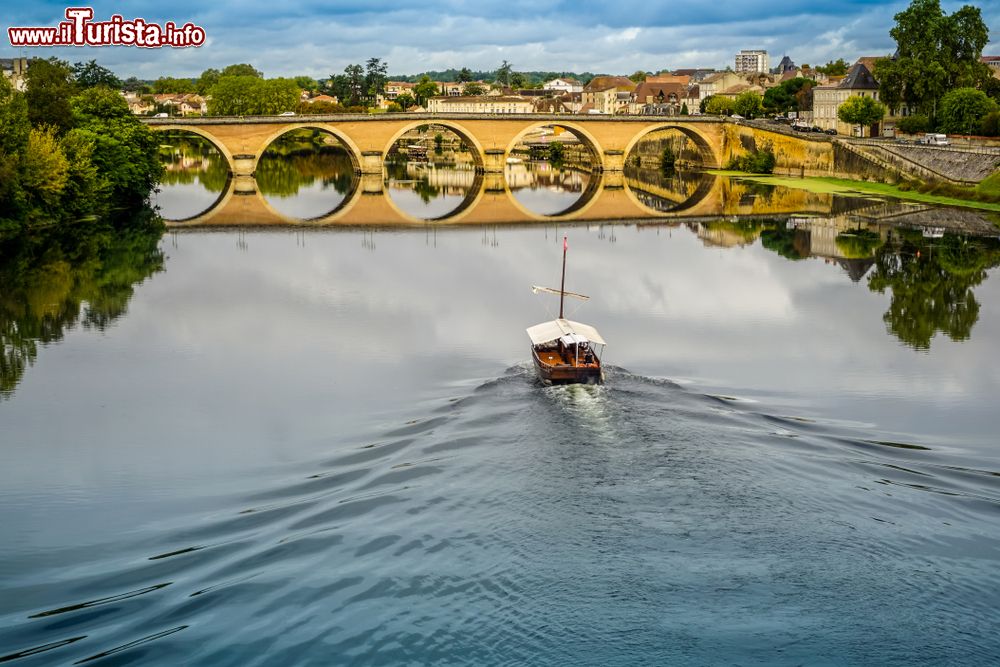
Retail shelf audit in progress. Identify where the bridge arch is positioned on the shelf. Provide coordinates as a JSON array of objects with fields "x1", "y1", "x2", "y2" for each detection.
[
  {"x1": 622, "y1": 123, "x2": 719, "y2": 168},
  {"x1": 382, "y1": 120, "x2": 487, "y2": 170},
  {"x1": 252, "y1": 123, "x2": 364, "y2": 174},
  {"x1": 503, "y1": 121, "x2": 604, "y2": 167},
  {"x1": 148, "y1": 124, "x2": 236, "y2": 170}
]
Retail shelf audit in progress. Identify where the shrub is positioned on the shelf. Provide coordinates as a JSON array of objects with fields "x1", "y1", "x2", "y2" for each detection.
[
  {"x1": 979, "y1": 112, "x2": 1000, "y2": 137},
  {"x1": 896, "y1": 114, "x2": 930, "y2": 135},
  {"x1": 726, "y1": 146, "x2": 776, "y2": 174}
]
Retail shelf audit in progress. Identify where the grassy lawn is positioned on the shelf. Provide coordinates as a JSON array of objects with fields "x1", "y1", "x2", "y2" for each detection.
[{"x1": 708, "y1": 171, "x2": 1000, "y2": 213}]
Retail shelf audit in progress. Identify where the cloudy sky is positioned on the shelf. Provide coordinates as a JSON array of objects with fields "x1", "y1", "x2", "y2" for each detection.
[{"x1": 3, "y1": 1, "x2": 998, "y2": 79}]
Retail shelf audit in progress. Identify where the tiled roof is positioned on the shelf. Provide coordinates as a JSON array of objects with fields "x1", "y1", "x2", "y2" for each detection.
[
  {"x1": 583, "y1": 75, "x2": 635, "y2": 92},
  {"x1": 839, "y1": 63, "x2": 879, "y2": 90}
]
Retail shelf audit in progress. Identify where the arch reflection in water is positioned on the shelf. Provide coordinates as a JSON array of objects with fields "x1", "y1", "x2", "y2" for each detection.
[
  {"x1": 384, "y1": 125, "x2": 482, "y2": 220},
  {"x1": 623, "y1": 165, "x2": 718, "y2": 214},
  {"x1": 152, "y1": 132, "x2": 230, "y2": 221},
  {"x1": 257, "y1": 129, "x2": 359, "y2": 221},
  {"x1": 506, "y1": 125, "x2": 598, "y2": 217}
]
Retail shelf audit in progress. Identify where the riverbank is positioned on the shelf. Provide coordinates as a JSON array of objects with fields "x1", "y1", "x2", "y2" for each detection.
[{"x1": 710, "y1": 171, "x2": 1000, "y2": 215}]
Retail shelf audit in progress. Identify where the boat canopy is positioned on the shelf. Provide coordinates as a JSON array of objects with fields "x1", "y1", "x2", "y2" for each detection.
[{"x1": 526, "y1": 318, "x2": 606, "y2": 346}]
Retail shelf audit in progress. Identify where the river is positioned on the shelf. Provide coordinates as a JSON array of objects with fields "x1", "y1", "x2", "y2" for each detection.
[{"x1": 1, "y1": 136, "x2": 999, "y2": 665}]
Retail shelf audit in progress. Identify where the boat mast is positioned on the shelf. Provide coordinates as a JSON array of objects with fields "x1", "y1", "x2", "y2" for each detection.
[{"x1": 559, "y1": 235, "x2": 567, "y2": 319}]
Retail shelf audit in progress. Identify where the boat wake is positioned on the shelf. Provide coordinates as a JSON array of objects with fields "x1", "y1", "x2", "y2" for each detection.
[{"x1": 3, "y1": 366, "x2": 1000, "y2": 665}]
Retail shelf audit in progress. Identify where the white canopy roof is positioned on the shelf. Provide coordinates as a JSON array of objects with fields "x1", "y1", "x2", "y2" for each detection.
[{"x1": 526, "y1": 319, "x2": 606, "y2": 346}]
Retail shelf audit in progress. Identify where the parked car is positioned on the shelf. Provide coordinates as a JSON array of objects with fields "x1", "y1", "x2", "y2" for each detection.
[
  {"x1": 811, "y1": 126, "x2": 824, "y2": 133},
  {"x1": 153, "y1": 112, "x2": 168, "y2": 118},
  {"x1": 792, "y1": 124, "x2": 810, "y2": 132},
  {"x1": 730, "y1": 114, "x2": 744, "y2": 120},
  {"x1": 279, "y1": 111, "x2": 296, "y2": 116},
  {"x1": 824, "y1": 128, "x2": 837, "y2": 135}
]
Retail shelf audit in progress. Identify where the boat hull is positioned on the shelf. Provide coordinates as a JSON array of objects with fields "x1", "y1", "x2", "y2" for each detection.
[{"x1": 531, "y1": 347, "x2": 604, "y2": 385}]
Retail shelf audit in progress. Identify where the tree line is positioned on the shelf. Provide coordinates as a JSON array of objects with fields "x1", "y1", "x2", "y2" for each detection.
[{"x1": 0, "y1": 58, "x2": 163, "y2": 236}]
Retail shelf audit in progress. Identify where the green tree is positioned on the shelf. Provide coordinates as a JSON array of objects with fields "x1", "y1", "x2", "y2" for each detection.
[
  {"x1": 680, "y1": 103, "x2": 689, "y2": 115},
  {"x1": 72, "y1": 60, "x2": 121, "y2": 89},
  {"x1": 344, "y1": 64, "x2": 365, "y2": 106},
  {"x1": 294, "y1": 75, "x2": 317, "y2": 92},
  {"x1": 938, "y1": 87, "x2": 998, "y2": 134},
  {"x1": 457, "y1": 67, "x2": 474, "y2": 83},
  {"x1": 495, "y1": 60, "x2": 512, "y2": 87},
  {"x1": 395, "y1": 93, "x2": 416, "y2": 109},
  {"x1": 221, "y1": 63, "x2": 263, "y2": 78},
  {"x1": 364, "y1": 58, "x2": 388, "y2": 104},
  {"x1": 323, "y1": 74, "x2": 350, "y2": 103},
  {"x1": 0, "y1": 76, "x2": 30, "y2": 157},
  {"x1": 196, "y1": 68, "x2": 221, "y2": 95},
  {"x1": 0, "y1": 77, "x2": 30, "y2": 225},
  {"x1": 875, "y1": 0, "x2": 990, "y2": 119},
  {"x1": 510, "y1": 72, "x2": 526, "y2": 89},
  {"x1": 896, "y1": 114, "x2": 931, "y2": 134},
  {"x1": 71, "y1": 87, "x2": 163, "y2": 207},
  {"x1": 763, "y1": 77, "x2": 815, "y2": 114},
  {"x1": 152, "y1": 77, "x2": 195, "y2": 93},
  {"x1": 628, "y1": 70, "x2": 648, "y2": 83},
  {"x1": 462, "y1": 82, "x2": 486, "y2": 96},
  {"x1": 837, "y1": 95, "x2": 886, "y2": 136},
  {"x1": 121, "y1": 76, "x2": 150, "y2": 94},
  {"x1": 816, "y1": 58, "x2": 849, "y2": 76},
  {"x1": 207, "y1": 76, "x2": 299, "y2": 115},
  {"x1": 25, "y1": 58, "x2": 77, "y2": 134},
  {"x1": 705, "y1": 95, "x2": 735, "y2": 115},
  {"x1": 296, "y1": 100, "x2": 344, "y2": 114},
  {"x1": 59, "y1": 128, "x2": 105, "y2": 220},
  {"x1": 733, "y1": 91, "x2": 764, "y2": 118},
  {"x1": 413, "y1": 75, "x2": 439, "y2": 105},
  {"x1": 20, "y1": 127, "x2": 69, "y2": 211},
  {"x1": 980, "y1": 111, "x2": 1000, "y2": 136}
]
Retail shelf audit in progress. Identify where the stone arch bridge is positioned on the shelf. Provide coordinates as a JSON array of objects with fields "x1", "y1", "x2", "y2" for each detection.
[{"x1": 144, "y1": 113, "x2": 732, "y2": 175}]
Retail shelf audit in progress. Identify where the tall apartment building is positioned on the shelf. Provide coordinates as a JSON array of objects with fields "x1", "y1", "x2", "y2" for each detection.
[{"x1": 735, "y1": 50, "x2": 769, "y2": 74}]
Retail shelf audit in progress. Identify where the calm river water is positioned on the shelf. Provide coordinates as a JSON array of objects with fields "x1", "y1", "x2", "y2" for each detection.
[{"x1": 2, "y1": 137, "x2": 1000, "y2": 665}]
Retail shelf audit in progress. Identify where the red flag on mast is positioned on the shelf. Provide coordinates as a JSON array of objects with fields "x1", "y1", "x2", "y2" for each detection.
[{"x1": 563, "y1": 236, "x2": 568, "y2": 251}]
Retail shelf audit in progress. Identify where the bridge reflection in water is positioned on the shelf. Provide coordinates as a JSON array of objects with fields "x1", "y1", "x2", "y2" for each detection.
[{"x1": 159, "y1": 166, "x2": 861, "y2": 228}]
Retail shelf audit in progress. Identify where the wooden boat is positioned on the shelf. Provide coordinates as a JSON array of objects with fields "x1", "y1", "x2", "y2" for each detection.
[{"x1": 527, "y1": 236, "x2": 606, "y2": 385}]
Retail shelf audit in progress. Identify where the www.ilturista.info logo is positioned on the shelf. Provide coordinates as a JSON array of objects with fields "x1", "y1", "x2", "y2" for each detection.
[{"x1": 7, "y1": 7, "x2": 206, "y2": 48}]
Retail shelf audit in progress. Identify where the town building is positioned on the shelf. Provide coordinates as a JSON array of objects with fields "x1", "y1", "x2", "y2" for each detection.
[
  {"x1": 631, "y1": 80, "x2": 687, "y2": 115},
  {"x1": 671, "y1": 69, "x2": 717, "y2": 82},
  {"x1": 123, "y1": 92, "x2": 154, "y2": 115},
  {"x1": 426, "y1": 95, "x2": 533, "y2": 113},
  {"x1": 1, "y1": 57, "x2": 29, "y2": 92},
  {"x1": 305, "y1": 94, "x2": 340, "y2": 105},
  {"x1": 384, "y1": 81, "x2": 415, "y2": 100},
  {"x1": 699, "y1": 71, "x2": 778, "y2": 102},
  {"x1": 811, "y1": 62, "x2": 881, "y2": 135},
  {"x1": 772, "y1": 55, "x2": 796, "y2": 74},
  {"x1": 581, "y1": 75, "x2": 637, "y2": 114},
  {"x1": 982, "y1": 56, "x2": 1000, "y2": 78},
  {"x1": 543, "y1": 77, "x2": 583, "y2": 94},
  {"x1": 150, "y1": 93, "x2": 207, "y2": 116},
  {"x1": 735, "y1": 50, "x2": 770, "y2": 74}
]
